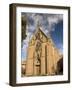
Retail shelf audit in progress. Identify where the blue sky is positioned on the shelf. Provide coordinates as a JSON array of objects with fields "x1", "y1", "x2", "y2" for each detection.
[{"x1": 21, "y1": 13, "x2": 63, "y2": 61}]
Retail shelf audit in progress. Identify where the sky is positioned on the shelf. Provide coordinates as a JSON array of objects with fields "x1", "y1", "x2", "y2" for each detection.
[{"x1": 21, "y1": 13, "x2": 63, "y2": 61}]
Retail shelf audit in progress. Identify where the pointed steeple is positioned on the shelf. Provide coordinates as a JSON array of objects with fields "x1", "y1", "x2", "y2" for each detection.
[{"x1": 37, "y1": 20, "x2": 40, "y2": 30}]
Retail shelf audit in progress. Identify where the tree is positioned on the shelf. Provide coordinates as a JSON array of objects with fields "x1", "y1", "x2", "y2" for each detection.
[
  {"x1": 56, "y1": 57, "x2": 63, "y2": 75},
  {"x1": 21, "y1": 16, "x2": 27, "y2": 42}
]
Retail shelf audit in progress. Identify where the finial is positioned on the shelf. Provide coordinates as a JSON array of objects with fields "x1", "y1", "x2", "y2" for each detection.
[{"x1": 37, "y1": 20, "x2": 40, "y2": 29}]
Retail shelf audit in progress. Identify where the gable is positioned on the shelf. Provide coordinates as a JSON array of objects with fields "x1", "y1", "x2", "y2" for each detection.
[{"x1": 29, "y1": 28, "x2": 48, "y2": 46}]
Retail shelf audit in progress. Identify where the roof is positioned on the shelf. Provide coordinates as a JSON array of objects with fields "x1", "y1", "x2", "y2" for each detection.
[{"x1": 28, "y1": 27, "x2": 51, "y2": 44}]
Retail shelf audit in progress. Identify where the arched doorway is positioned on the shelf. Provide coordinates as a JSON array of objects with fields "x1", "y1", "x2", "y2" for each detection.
[{"x1": 36, "y1": 64, "x2": 41, "y2": 75}]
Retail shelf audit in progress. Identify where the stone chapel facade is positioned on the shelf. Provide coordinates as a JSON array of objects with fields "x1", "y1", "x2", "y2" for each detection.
[{"x1": 21, "y1": 27, "x2": 62, "y2": 76}]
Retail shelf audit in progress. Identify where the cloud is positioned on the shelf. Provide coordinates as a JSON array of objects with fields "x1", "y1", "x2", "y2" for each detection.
[
  {"x1": 23, "y1": 13, "x2": 63, "y2": 36},
  {"x1": 47, "y1": 14, "x2": 63, "y2": 32},
  {"x1": 21, "y1": 13, "x2": 63, "y2": 60},
  {"x1": 21, "y1": 46, "x2": 27, "y2": 61}
]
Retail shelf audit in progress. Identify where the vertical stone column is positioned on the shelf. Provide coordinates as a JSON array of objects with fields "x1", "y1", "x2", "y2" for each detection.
[
  {"x1": 26, "y1": 46, "x2": 34, "y2": 76},
  {"x1": 47, "y1": 43, "x2": 51, "y2": 75},
  {"x1": 45, "y1": 45, "x2": 47, "y2": 74},
  {"x1": 47, "y1": 42, "x2": 55, "y2": 75},
  {"x1": 41, "y1": 43, "x2": 46, "y2": 75}
]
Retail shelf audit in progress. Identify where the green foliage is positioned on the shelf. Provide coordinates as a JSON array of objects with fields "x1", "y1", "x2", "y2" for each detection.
[{"x1": 21, "y1": 17, "x2": 27, "y2": 41}]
